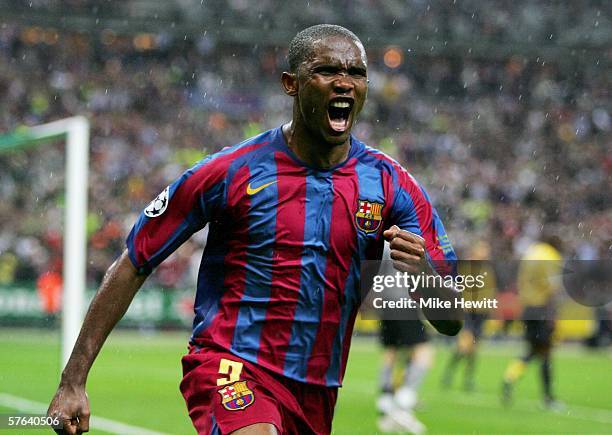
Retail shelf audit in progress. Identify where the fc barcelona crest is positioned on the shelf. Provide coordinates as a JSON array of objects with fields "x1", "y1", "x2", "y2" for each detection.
[
  {"x1": 217, "y1": 381, "x2": 255, "y2": 411},
  {"x1": 355, "y1": 199, "x2": 384, "y2": 234}
]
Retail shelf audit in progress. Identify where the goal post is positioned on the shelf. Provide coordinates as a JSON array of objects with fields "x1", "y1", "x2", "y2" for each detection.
[{"x1": 0, "y1": 116, "x2": 90, "y2": 369}]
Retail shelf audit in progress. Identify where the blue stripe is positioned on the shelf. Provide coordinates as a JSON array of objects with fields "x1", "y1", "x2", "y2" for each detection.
[
  {"x1": 210, "y1": 414, "x2": 221, "y2": 435},
  {"x1": 231, "y1": 154, "x2": 278, "y2": 361},
  {"x1": 392, "y1": 184, "x2": 423, "y2": 238},
  {"x1": 283, "y1": 172, "x2": 333, "y2": 381},
  {"x1": 191, "y1": 225, "x2": 227, "y2": 339}
]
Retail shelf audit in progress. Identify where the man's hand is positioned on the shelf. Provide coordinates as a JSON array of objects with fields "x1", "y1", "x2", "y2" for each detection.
[
  {"x1": 45, "y1": 251, "x2": 146, "y2": 434},
  {"x1": 47, "y1": 383, "x2": 90, "y2": 434},
  {"x1": 383, "y1": 225, "x2": 430, "y2": 274}
]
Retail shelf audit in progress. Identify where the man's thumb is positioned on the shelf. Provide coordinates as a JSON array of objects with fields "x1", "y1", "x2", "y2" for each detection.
[{"x1": 383, "y1": 225, "x2": 400, "y2": 240}]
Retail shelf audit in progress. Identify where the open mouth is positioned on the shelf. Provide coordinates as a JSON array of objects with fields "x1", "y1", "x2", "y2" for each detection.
[{"x1": 328, "y1": 98, "x2": 353, "y2": 132}]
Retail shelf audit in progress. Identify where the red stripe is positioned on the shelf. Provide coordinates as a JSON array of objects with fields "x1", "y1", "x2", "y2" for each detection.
[
  {"x1": 204, "y1": 164, "x2": 252, "y2": 349},
  {"x1": 134, "y1": 142, "x2": 267, "y2": 266},
  {"x1": 257, "y1": 152, "x2": 307, "y2": 368},
  {"x1": 400, "y1": 180, "x2": 444, "y2": 261},
  {"x1": 306, "y1": 160, "x2": 359, "y2": 383}
]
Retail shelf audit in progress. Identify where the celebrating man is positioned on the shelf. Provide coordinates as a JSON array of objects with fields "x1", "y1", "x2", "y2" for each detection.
[{"x1": 48, "y1": 24, "x2": 461, "y2": 434}]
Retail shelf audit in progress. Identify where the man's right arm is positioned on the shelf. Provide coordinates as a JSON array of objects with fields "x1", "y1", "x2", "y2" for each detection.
[{"x1": 47, "y1": 250, "x2": 147, "y2": 434}]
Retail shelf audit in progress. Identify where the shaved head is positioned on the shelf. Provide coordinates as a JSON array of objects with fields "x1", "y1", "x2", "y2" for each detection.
[{"x1": 287, "y1": 24, "x2": 366, "y2": 73}]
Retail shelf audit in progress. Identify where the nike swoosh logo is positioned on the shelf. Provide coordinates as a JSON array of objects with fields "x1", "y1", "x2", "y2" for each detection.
[{"x1": 246, "y1": 180, "x2": 277, "y2": 195}]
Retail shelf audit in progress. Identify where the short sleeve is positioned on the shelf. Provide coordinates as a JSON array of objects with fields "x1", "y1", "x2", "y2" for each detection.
[
  {"x1": 389, "y1": 167, "x2": 457, "y2": 275},
  {"x1": 126, "y1": 156, "x2": 226, "y2": 274}
]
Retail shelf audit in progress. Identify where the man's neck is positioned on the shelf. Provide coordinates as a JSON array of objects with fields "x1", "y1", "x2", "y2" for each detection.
[{"x1": 282, "y1": 122, "x2": 351, "y2": 170}]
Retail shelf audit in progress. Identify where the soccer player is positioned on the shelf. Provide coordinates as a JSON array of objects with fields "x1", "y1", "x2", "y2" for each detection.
[
  {"x1": 441, "y1": 241, "x2": 497, "y2": 391},
  {"x1": 47, "y1": 24, "x2": 462, "y2": 435},
  {"x1": 377, "y1": 319, "x2": 432, "y2": 434},
  {"x1": 502, "y1": 233, "x2": 564, "y2": 409},
  {"x1": 376, "y1": 242, "x2": 432, "y2": 434}
]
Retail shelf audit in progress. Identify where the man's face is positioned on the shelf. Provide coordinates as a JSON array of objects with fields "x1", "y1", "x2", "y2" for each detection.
[{"x1": 294, "y1": 36, "x2": 368, "y2": 146}]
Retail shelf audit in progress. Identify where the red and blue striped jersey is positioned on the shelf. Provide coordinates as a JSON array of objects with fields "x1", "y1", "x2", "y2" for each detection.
[{"x1": 126, "y1": 127, "x2": 456, "y2": 387}]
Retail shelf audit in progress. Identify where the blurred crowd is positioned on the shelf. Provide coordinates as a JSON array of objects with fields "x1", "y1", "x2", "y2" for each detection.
[{"x1": 0, "y1": 14, "x2": 609, "y2": 290}]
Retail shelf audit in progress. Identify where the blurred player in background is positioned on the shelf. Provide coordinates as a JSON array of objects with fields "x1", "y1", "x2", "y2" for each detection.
[
  {"x1": 47, "y1": 24, "x2": 461, "y2": 435},
  {"x1": 442, "y1": 241, "x2": 497, "y2": 391},
  {"x1": 502, "y1": 233, "x2": 564, "y2": 409},
  {"x1": 376, "y1": 242, "x2": 433, "y2": 434}
]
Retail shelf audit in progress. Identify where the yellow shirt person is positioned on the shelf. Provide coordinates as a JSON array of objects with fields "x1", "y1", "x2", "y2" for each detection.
[{"x1": 518, "y1": 242, "x2": 563, "y2": 308}]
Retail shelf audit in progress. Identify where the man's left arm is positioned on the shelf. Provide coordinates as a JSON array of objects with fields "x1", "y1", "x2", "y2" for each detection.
[{"x1": 384, "y1": 225, "x2": 463, "y2": 335}]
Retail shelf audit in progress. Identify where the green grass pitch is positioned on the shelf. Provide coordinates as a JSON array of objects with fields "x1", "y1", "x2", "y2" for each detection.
[{"x1": 0, "y1": 329, "x2": 610, "y2": 434}]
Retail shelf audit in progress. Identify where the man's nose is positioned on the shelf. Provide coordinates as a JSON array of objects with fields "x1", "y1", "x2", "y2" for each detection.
[{"x1": 333, "y1": 73, "x2": 354, "y2": 93}]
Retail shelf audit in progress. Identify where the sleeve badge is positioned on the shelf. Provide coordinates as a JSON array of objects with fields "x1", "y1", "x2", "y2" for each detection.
[{"x1": 144, "y1": 186, "x2": 170, "y2": 218}]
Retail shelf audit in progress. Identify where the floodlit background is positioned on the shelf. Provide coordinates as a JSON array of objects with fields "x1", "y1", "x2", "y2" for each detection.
[{"x1": 0, "y1": 1, "x2": 610, "y2": 434}]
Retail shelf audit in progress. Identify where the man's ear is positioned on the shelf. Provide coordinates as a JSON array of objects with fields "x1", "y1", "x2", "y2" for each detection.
[{"x1": 281, "y1": 71, "x2": 298, "y2": 96}]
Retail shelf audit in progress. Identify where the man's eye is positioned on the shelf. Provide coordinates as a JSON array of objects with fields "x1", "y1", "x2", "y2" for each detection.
[
  {"x1": 316, "y1": 68, "x2": 336, "y2": 76},
  {"x1": 349, "y1": 68, "x2": 367, "y2": 77}
]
